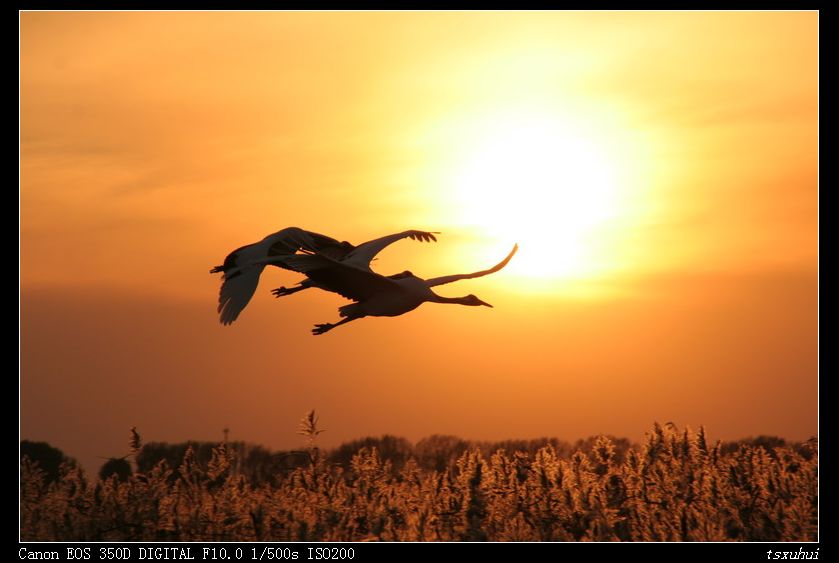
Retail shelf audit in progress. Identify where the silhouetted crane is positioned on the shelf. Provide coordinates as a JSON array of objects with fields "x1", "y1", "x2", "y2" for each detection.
[
  {"x1": 210, "y1": 228, "x2": 438, "y2": 324},
  {"x1": 299, "y1": 244, "x2": 518, "y2": 335}
]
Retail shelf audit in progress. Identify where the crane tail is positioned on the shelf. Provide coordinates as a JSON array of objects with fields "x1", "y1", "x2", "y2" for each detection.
[{"x1": 338, "y1": 302, "x2": 362, "y2": 319}]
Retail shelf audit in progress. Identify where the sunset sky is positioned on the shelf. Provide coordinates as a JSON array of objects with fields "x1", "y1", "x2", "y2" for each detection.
[{"x1": 20, "y1": 11, "x2": 818, "y2": 475}]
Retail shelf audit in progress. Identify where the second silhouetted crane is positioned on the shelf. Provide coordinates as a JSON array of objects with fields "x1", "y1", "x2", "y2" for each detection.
[{"x1": 274, "y1": 242, "x2": 518, "y2": 334}]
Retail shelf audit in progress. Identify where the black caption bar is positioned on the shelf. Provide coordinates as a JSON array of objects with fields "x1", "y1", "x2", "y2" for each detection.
[{"x1": 17, "y1": 542, "x2": 819, "y2": 561}]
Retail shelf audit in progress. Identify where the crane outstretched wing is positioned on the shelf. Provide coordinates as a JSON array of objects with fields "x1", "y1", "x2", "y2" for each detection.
[
  {"x1": 424, "y1": 244, "x2": 518, "y2": 288},
  {"x1": 212, "y1": 227, "x2": 352, "y2": 324},
  {"x1": 263, "y1": 227, "x2": 353, "y2": 260},
  {"x1": 217, "y1": 265, "x2": 264, "y2": 325},
  {"x1": 211, "y1": 227, "x2": 349, "y2": 274},
  {"x1": 344, "y1": 230, "x2": 438, "y2": 270}
]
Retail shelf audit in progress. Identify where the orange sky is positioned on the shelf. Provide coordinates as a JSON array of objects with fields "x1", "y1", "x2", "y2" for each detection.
[{"x1": 20, "y1": 12, "x2": 817, "y2": 475}]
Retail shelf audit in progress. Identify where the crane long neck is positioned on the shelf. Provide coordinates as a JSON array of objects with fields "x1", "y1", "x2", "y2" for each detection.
[{"x1": 427, "y1": 293, "x2": 470, "y2": 305}]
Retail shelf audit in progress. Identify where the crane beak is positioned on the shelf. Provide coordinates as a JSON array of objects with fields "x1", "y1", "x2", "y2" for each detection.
[{"x1": 478, "y1": 298, "x2": 493, "y2": 308}]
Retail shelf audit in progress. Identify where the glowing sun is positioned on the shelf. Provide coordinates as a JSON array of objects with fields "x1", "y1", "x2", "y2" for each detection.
[{"x1": 452, "y1": 113, "x2": 620, "y2": 280}]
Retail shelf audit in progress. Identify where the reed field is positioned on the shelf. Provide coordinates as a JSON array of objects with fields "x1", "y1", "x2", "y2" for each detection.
[{"x1": 20, "y1": 422, "x2": 817, "y2": 542}]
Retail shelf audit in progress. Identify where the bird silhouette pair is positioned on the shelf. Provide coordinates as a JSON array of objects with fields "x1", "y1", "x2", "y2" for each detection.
[{"x1": 211, "y1": 228, "x2": 518, "y2": 335}]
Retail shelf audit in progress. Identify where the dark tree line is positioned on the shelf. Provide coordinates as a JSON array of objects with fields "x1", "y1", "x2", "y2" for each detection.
[
  {"x1": 20, "y1": 441, "x2": 76, "y2": 483},
  {"x1": 21, "y1": 433, "x2": 813, "y2": 485}
]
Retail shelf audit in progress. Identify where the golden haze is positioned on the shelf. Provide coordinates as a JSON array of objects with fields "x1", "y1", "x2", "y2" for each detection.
[{"x1": 20, "y1": 12, "x2": 817, "y2": 474}]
